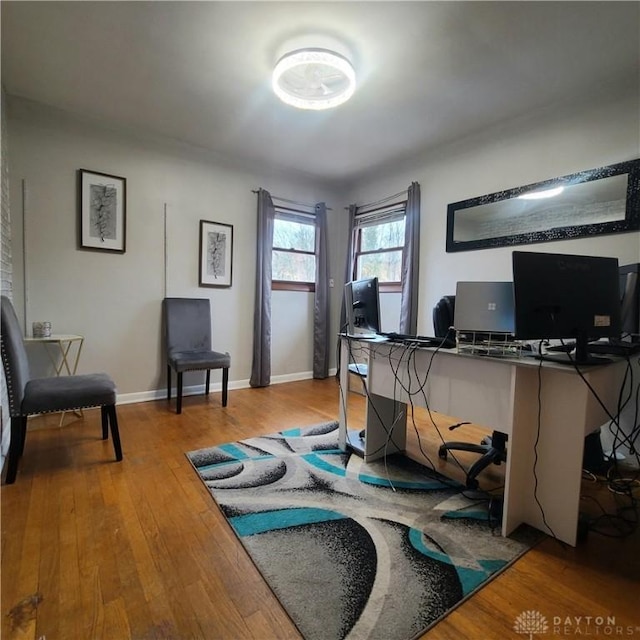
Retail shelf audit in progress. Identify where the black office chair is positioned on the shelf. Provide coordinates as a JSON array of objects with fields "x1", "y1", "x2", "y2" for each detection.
[
  {"x1": 163, "y1": 297, "x2": 231, "y2": 414},
  {"x1": 438, "y1": 431, "x2": 507, "y2": 490},
  {"x1": 433, "y1": 294, "x2": 507, "y2": 490},
  {"x1": 433, "y1": 294, "x2": 456, "y2": 338},
  {"x1": 0, "y1": 295, "x2": 122, "y2": 484}
]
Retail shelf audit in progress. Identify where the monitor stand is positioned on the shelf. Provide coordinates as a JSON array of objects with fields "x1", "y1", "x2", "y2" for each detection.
[
  {"x1": 538, "y1": 352, "x2": 612, "y2": 366},
  {"x1": 538, "y1": 335, "x2": 612, "y2": 366},
  {"x1": 346, "y1": 332, "x2": 385, "y2": 341}
]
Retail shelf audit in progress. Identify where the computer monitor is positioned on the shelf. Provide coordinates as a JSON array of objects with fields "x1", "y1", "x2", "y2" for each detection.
[
  {"x1": 512, "y1": 251, "x2": 621, "y2": 365},
  {"x1": 619, "y1": 263, "x2": 640, "y2": 340},
  {"x1": 345, "y1": 277, "x2": 381, "y2": 338}
]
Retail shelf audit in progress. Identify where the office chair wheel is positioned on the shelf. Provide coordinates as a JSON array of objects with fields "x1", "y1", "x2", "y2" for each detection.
[{"x1": 438, "y1": 446, "x2": 448, "y2": 460}]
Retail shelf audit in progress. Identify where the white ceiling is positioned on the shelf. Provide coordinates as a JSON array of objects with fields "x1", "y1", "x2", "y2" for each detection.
[{"x1": 2, "y1": 1, "x2": 638, "y2": 188}]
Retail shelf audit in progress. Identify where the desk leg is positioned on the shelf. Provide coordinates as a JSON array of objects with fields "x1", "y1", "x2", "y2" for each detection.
[
  {"x1": 339, "y1": 339, "x2": 408, "y2": 462},
  {"x1": 363, "y1": 393, "x2": 407, "y2": 462},
  {"x1": 503, "y1": 366, "x2": 602, "y2": 546},
  {"x1": 338, "y1": 339, "x2": 350, "y2": 452}
]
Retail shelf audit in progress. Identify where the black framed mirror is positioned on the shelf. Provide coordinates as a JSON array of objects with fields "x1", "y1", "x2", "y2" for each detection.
[{"x1": 446, "y1": 158, "x2": 640, "y2": 252}]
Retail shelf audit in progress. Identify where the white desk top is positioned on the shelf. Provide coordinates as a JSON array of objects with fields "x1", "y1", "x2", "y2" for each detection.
[{"x1": 349, "y1": 335, "x2": 619, "y2": 373}]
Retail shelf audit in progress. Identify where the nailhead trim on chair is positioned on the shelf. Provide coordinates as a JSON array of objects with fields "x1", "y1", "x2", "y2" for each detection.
[
  {"x1": 0, "y1": 339, "x2": 20, "y2": 416},
  {"x1": 20, "y1": 404, "x2": 119, "y2": 416}
]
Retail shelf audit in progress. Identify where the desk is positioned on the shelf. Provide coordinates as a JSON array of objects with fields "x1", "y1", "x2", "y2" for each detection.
[
  {"x1": 339, "y1": 337, "x2": 626, "y2": 546},
  {"x1": 25, "y1": 334, "x2": 85, "y2": 424}
]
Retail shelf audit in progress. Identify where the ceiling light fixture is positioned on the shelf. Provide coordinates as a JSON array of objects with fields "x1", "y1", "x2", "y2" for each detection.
[
  {"x1": 518, "y1": 186, "x2": 565, "y2": 200},
  {"x1": 272, "y1": 48, "x2": 356, "y2": 111}
]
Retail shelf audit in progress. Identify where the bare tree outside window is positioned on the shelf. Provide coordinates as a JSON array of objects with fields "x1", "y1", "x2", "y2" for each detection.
[
  {"x1": 272, "y1": 212, "x2": 317, "y2": 290},
  {"x1": 354, "y1": 214, "x2": 406, "y2": 286}
]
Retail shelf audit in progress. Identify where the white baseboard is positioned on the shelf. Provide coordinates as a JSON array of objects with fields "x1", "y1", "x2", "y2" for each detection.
[{"x1": 116, "y1": 368, "x2": 337, "y2": 406}]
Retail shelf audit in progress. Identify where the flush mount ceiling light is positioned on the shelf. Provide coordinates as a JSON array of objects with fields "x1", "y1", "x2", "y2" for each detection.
[
  {"x1": 518, "y1": 186, "x2": 565, "y2": 200},
  {"x1": 272, "y1": 48, "x2": 356, "y2": 110}
]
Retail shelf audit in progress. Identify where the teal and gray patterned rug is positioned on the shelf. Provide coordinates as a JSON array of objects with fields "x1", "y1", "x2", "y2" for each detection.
[{"x1": 187, "y1": 421, "x2": 540, "y2": 640}]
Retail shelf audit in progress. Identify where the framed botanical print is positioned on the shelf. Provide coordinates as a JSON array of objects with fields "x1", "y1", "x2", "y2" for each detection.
[
  {"x1": 79, "y1": 169, "x2": 126, "y2": 253},
  {"x1": 199, "y1": 220, "x2": 233, "y2": 287}
]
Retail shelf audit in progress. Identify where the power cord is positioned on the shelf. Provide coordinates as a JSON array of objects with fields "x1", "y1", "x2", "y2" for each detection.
[
  {"x1": 339, "y1": 330, "x2": 515, "y2": 531},
  {"x1": 534, "y1": 339, "x2": 640, "y2": 543},
  {"x1": 384, "y1": 331, "x2": 501, "y2": 500},
  {"x1": 340, "y1": 335, "x2": 406, "y2": 456},
  {"x1": 533, "y1": 355, "x2": 563, "y2": 545}
]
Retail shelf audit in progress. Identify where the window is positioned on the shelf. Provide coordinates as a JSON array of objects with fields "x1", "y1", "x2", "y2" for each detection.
[
  {"x1": 353, "y1": 203, "x2": 406, "y2": 292},
  {"x1": 272, "y1": 209, "x2": 317, "y2": 291}
]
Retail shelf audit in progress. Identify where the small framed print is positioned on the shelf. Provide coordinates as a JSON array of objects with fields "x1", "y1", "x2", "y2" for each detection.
[
  {"x1": 79, "y1": 169, "x2": 126, "y2": 253},
  {"x1": 199, "y1": 220, "x2": 233, "y2": 287}
]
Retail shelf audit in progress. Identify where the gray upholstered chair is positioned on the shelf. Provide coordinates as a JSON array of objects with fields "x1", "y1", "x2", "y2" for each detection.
[
  {"x1": 163, "y1": 297, "x2": 230, "y2": 414},
  {"x1": 0, "y1": 295, "x2": 122, "y2": 485}
]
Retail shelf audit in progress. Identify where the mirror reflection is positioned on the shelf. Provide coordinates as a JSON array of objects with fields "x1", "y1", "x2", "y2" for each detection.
[{"x1": 446, "y1": 159, "x2": 639, "y2": 252}]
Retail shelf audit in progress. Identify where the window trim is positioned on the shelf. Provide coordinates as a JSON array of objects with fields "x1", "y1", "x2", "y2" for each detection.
[{"x1": 272, "y1": 280, "x2": 315, "y2": 292}]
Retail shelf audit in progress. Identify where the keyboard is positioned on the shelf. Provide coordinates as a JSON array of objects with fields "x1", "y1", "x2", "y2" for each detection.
[
  {"x1": 586, "y1": 340, "x2": 640, "y2": 357},
  {"x1": 380, "y1": 332, "x2": 457, "y2": 349},
  {"x1": 546, "y1": 342, "x2": 576, "y2": 353}
]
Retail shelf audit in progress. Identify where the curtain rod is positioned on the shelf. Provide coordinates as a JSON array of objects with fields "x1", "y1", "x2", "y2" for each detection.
[
  {"x1": 347, "y1": 188, "x2": 408, "y2": 212},
  {"x1": 251, "y1": 189, "x2": 332, "y2": 211}
]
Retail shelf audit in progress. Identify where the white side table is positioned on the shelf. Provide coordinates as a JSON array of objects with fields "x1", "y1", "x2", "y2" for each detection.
[{"x1": 24, "y1": 334, "x2": 85, "y2": 425}]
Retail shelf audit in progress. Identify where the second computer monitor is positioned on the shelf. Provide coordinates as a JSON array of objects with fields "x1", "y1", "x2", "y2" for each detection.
[{"x1": 345, "y1": 277, "x2": 381, "y2": 338}]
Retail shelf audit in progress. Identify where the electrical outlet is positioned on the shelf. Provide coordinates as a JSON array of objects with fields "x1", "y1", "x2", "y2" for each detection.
[{"x1": 329, "y1": 278, "x2": 334, "y2": 288}]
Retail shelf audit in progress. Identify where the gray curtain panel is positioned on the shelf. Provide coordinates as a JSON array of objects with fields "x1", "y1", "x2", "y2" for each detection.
[
  {"x1": 399, "y1": 181, "x2": 421, "y2": 335},
  {"x1": 339, "y1": 204, "x2": 358, "y2": 334},
  {"x1": 313, "y1": 203, "x2": 330, "y2": 378},
  {"x1": 250, "y1": 188, "x2": 275, "y2": 387}
]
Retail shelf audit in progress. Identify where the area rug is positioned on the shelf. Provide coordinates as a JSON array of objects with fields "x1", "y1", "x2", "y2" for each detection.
[{"x1": 187, "y1": 421, "x2": 541, "y2": 640}]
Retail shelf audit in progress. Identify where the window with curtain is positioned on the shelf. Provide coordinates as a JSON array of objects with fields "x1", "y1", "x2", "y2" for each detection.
[
  {"x1": 272, "y1": 208, "x2": 317, "y2": 292},
  {"x1": 352, "y1": 203, "x2": 406, "y2": 292}
]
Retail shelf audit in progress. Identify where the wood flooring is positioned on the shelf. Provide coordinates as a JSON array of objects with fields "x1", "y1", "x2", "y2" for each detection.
[{"x1": 1, "y1": 378, "x2": 639, "y2": 639}]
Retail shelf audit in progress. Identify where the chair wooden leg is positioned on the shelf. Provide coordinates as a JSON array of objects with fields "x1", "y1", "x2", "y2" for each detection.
[
  {"x1": 167, "y1": 365, "x2": 172, "y2": 401},
  {"x1": 177, "y1": 372, "x2": 183, "y2": 414},
  {"x1": 5, "y1": 416, "x2": 26, "y2": 484},
  {"x1": 19, "y1": 416, "x2": 28, "y2": 456},
  {"x1": 222, "y1": 368, "x2": 229, "y2": 407},
  {"x1": 101, "y1": 406, "x2": 109, "y2": 439},
  {"x1": 205, "y1": 370, "x2": 211, "y2": 395},
  {"x1": 106, "y1": 405, "x2": 123, "y2": 461}
]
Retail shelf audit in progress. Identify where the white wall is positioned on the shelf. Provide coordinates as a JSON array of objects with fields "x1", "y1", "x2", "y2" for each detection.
[
  {"x1": 347, "y1": 92, "x2": 640, "y2": 335},
  {"x1": 7, "y1": 91, "x2": 640, "y2": 403},
  {"x1": 271, "y1": 291, "x2": 314, "y2": 376},
  {"x1": 7, "y1": 98, "x2": 347, "y2": 398},
  {"x1": 346, "y1": 91, "x2": 640, "y2": 465}
]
